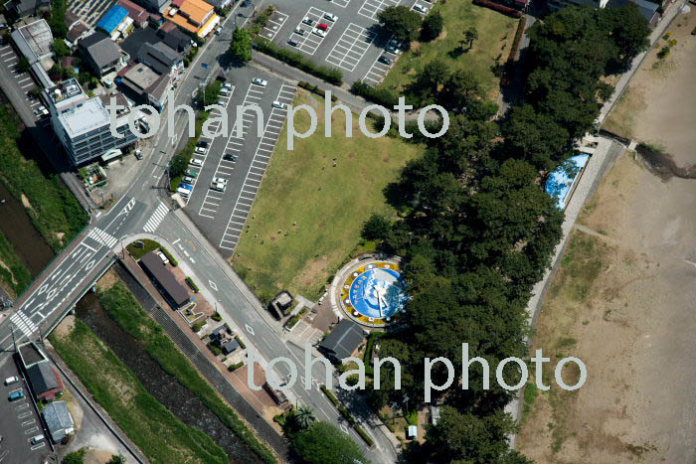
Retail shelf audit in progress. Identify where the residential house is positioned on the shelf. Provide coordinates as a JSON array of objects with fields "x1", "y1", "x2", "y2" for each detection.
[
  {"x1": 78, "y1": 31, "x2": 125, "y2": 76},
  {"x1": 96, "y1": 4, "x2": 134, "y2": 40},
  {"x1": 158, "y1": 21, "x2": 193, "y2": 54},
  {"x1": 139, "y1": 251, "x2": 191, "y2": 309},
  {"x1": 118, "y1": 62, "x2": 171, "y2": 110},
  {"x1": 118, "y1": 0, "x2": 150, "y2": 28},
  {"x1": 3, "y1": 0, "x2": 50, "y2": 20},
  {"x1": 135, "y1": 0, "x2": 168, "y2": 13},
  {"x1": 137, "y1": 41, "x2": 183, "y2": 82},
  {"x1": 165, "y1": 0, "x2": 220, "y2": 38}
]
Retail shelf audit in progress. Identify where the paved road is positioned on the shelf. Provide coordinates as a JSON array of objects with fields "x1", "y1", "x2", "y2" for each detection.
[{"x1": 0, "y1": 1, "x2": 400, "y2": 462}]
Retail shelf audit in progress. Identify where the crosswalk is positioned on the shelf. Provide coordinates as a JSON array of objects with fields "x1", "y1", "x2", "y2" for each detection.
[
  {"x1": 10, "y1": 311, "x2": 38, "y2": 338},
  {"x1": 87, "y1": 227, "x2": 118, "y2": 248},
  {"x1": 144, "y1": 202, "x2": 169, "y2": 233}
]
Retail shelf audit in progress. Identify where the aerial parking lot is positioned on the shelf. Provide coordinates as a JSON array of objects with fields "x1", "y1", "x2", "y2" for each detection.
[
  {"x1": 269, "y1": 0, "x2": 421, "y2": 84},
  {"x1": 183, "y1": 67, "x2": 296, "y2": 255}
]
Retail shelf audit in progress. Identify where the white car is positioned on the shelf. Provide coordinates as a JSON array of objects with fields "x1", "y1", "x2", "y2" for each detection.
[
  {"x1": 324, "y1": 12, "x2": 338, "y2": 22},
  {"x1": 195, "y1": 146, "x2": 207, "y2": 155},
  {"x1": 211, "y1": 181, "x2": 226, "y2": 192},
  {"x1": 220, "y1": 88, "x2": 230, "y2": 95},
  {"x1": 294, "y1": 26, "x2": 306, "y2": 35},
  {"x1": 252, "y1": 77, "x2": 268, "y2": 86},
  {"x1": 4, "y1": 376, "x2": 18, "y2": 386},
  {"x1": 190, "y1": 158, "x2": 203, "y2": 167},
  {"x1": 182, "y1": 176, "x2": 195, "y2": 184},
  {"x1": 272, "y1": 101, "x2": 287, "y2": 109},
  {"x1": 222, "y1": 82, "x2": 233, "y2": 90},
  {"x1": 212, "y1": 177, "x2": 228, "y2": 185},
  {"x1": 413, "y1": 4, "x2": 428, "y2": 13},
  {"x1": 313, "y1": 28, "x2": 327, "y2": 38},
  {"x1": 303, "y1": 16, "x2": 314, "y2": 26}
]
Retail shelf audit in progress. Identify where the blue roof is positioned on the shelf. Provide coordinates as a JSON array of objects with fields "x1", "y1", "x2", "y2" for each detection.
[{"x1": 97, "y1": 5, "x2": 129, "y2": 34}]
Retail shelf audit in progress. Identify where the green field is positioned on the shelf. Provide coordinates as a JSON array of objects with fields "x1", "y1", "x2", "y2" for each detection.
[
  {"x1": 50, "y1": 320, "x2": 229, "y2": 464},
  {"x1": 378, "y1": 0, "x2": 518, "y2": 99},
  {"x1": 98, "y1": 283, "x2": 277, "y2": 464},
  {"x1": 232, "y1": 91, "x2": 424, "y2": 302},
  {"x1": 0, "y1": 104, "x2": 88, "y2": 251},
  {"x1": 0, "y1": 230, "x2": 32, "y2": 296}
]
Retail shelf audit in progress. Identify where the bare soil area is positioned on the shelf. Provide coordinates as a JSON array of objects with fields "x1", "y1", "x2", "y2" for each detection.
[{"x1": 519, "y1": 150, "x2": 696, "y2": 463}]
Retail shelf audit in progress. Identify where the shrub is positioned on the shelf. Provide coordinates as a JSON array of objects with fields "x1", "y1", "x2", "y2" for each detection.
[
  {"x1": 160, "y1": 247, "x2": 178, "y2": 266},
  {"x1": 420, "y1": 12, "x2": 444, "y2": 41},
  {"x1": 185, "y1": 277, "x2": 200, "y2": 292},
  {"x1": 350, "y1": 81, "x2": 399, "y2": 106},
  {"x1": 253, "y1": 38, "x2": 342, "y2": 85},
  {"x1": 354, "y1": 425, "x2": 375, "y2": 447}
]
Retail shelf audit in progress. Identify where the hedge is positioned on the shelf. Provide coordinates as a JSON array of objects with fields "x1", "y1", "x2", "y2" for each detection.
[
  {"x1": 350, "y1": 81, "x2": 400, "y2": 107},
  {"x1": 160, "y1": 247, "x2": 178, "y2": 267},
  {"x1": 185, "y1": 277, "x2": 200, "y2": 292},
  {"x1": 298, "y1": 81, "x2": 338, "y2": 102},
  {"x1": 253, "y1": 38, "x2": 343, "y2": 85},
  {"x1": 354, "y1": 425, "x2": 375, "y2": 447}
]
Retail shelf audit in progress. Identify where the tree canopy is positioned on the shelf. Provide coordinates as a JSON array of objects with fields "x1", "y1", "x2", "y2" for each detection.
[
  {"x1": 229, "y1": 27, "x2": 253, "y2": 63},
  {"x1": 291, "y1": 422, "x2": 369, "y2": 464},
  {"x1": 377, "y1": 6, "x2": 423, "y2": 42}
]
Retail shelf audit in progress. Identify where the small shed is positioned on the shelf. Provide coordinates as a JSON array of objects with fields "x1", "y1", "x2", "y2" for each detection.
[{"x1": 318, "y1": 319, "x2": 366, "y2": 363}]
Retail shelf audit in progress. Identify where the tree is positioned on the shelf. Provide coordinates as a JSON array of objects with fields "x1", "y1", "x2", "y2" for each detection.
[
  {"x1": 52, "y1": 38, "x2": 70, "y2": 57},
  {"x1": 229, "y1": 27, "x2": 252, "y2": 63},
  {"x1": 17, "y1": 56, "x2": 30, "y2": 73},
  {"x1": 377, "y1": 6, "x2": 423, "y2": 43},
  {"x1": 464, "y1": 27, "x2": 479, "y2": 50},
  {"x1": 420, "y1": 12, "x2": 444, "y2": 41},
  {"x1": 107, "y1": 455, "x2": 126, "y2": 464},
  {"x1": 292, "y1": 405, "x2": 316, "y2": 431},
  {"x1": 362, "y1": 213, "x2": 391, "y2": 241},
  {"x1": 49, "y1": 0, "x2": 68, "y2": 38},
  {"x1": 292, "y1": 422, "x2": 368, "y2": 464},
  {"x1": 409, "y1": 59, "x2": 450, "y2": 104},
  {"x1": 196, "y1": 81, "x2": 222, "y2": 107},
  {"x1": 62, "y1": 449, "x2": 87, "y2": 464}
]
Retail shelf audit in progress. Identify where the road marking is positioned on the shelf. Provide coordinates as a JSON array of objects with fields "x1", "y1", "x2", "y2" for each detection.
[
  {"x1": 245, "y1": 324, "x2": 255, "y2": 335},
  {"x1": 325, "y1": 23, "x2": 377, "y2": 72},
  {"x1": 358, "y1": 0, "x2": 401, "y2": 20},
  {"x1": 143, "y1": 201, "x2": 168, "y2": 233},
  {"x1": 208, "y1": 280, "x2": 218, "y2": 291},
  {"x1": 10, "y1": 311, "x2": 37, "y2": 338},
  {"x1": 86, "y1": 227, "x2": 118, "y2": 248}
]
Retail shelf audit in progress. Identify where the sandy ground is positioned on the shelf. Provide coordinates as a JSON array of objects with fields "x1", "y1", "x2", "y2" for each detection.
[
  {"x1": 519, "y1": 11, "x2": 696, "y2": 463},
  {"x1": 604, "y1": 10, "x2": 696, "y2": 164}
]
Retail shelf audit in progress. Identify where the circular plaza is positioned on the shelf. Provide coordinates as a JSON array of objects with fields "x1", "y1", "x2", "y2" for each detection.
[{"x1": 330, "y1": 256, "x2": 409, "y2": 328}]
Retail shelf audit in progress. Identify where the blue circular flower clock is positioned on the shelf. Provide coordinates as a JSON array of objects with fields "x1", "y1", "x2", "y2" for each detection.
[{"x1": 338, "y1": 259, "x2": 409, "y2": 327}]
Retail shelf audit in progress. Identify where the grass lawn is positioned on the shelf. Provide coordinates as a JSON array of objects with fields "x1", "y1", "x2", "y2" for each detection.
[
  {"x1": 0, "y1": 230, "x2": 32, "y2": 296},
  {"x1": 378, "y1": 0, "x2": 518, "y2": 100},
  {"x1": 232, "y1": 91, "x2": 424, "y2": 302},
  {"x1": 98, "y1": 282, "x2": 277, "y2": 464},
  {"x1": 50, "y1": 320, "x2": 229, "y2": 464},
  {"x1": 0, "y1": 104, "x2": 88, "y2": 251}
]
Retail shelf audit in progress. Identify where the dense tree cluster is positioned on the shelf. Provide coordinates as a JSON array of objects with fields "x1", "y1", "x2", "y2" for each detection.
[
  {"x1": 362, "y1": 6, "x2": 649, "y2": 463},
  {"x1": 229, "y1": 27, "x2": 253, "y2": 63}
]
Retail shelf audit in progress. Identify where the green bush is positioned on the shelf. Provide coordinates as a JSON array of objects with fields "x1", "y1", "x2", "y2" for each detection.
[
  {"x1": 320, "y1": 385, "x2": 340, "y2": 407},
  {"x1": 160, "y1": 247, "x2": 178, "y2": 266},
  {"x1": 227, "y1": 362, "x2": 244, "y2": 372},
  {"x1": 253, "y1": 38, "x2": 342, "y2": 85},
  {"x1": 354, "y1": 425, "x2": 375, "y2": 447},
  {"x1": 185, "y1": 277, "x2": 200, "y2": 292},
  {"x1": 350, "y1": 81, "x2": 399, "y2": 106}
]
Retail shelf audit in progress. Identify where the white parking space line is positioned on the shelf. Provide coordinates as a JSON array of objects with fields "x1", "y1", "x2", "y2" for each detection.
[
  {"x1": 358, "y1": 0, "x2": 401, "y2": 20},
  {"x1": 260, "y1": 11, "x2": 289, "y2": 41},
  {"x1": 290, "y1": 7, "x2": 335, "y2": 56},
  {"x1": 325, "y1": 23, "x2": 377, "y2": 72},
  {"x1": 219, "y1": 84, "x2": 296, "y2": 251},
  {"x1": 364, "y1": 56, "x2": 393, "y2": 85},
  {"x1": 330, "y1": 0, "x2": 352, "y2": 6},
  {"x1": 197, "y1": 82, "x2": 266, "y2": 218}
]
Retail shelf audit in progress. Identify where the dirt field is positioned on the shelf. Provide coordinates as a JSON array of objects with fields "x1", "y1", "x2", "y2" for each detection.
[
  {"x1": 520, "y1": 11, "x2": 696, "y2": 464},
  {"x1": 604, "y1": 10, "x2": 696, "y2": 164}
]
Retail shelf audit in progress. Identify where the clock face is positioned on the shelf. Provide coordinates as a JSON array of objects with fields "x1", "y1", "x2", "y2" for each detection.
[{"x1": 338, "y1": 260, "x2": 409, "y2": 326}]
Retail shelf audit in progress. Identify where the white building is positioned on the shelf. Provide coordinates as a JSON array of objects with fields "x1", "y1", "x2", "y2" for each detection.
[{"x1": 44, "y1": 79, "x2": 141, "y2": 166}]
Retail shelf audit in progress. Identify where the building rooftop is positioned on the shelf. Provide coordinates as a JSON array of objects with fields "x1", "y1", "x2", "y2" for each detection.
[
  {"x1": 26, "y1": 362, "x2": 61, "y2": 395},
  {"x1": 43, "y1": 401, "x2": 75, "y2": 443},
  {"x1": 46, "y1": 78, "x2": 88, "y2": 109},
  {"x1": 319, "y1": 319, "x2": 366, "y2": 361},
  {"x1": 97, "y1": 4, "x2": 130, "y2": 35},
  {"x1": 58, "y1": 99, "x2": 112, "y2": 138},
  {"x1": 140, "y1": 252, "x2": 190, "y2": 307},
  {"x1": 118, "y1": 0, "x2": 150, "y2": 23},
  {"x1": 11, "y1": 18, "x2": 53, "y2": 64},
  {"x1": 79, "y1": 31, "x2": 122, "y2": 70},
  {"x1": 166, "y1": 0, "x2": 218, "y2": 37},
  {"x1": 138, "y1": 40, "x2": 181, "y2": 74}
]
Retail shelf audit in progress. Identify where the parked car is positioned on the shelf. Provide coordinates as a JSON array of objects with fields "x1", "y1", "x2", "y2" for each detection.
[
  {"x1": 272, "y1": 101, "x2": 287, "y2": 109},
  {"x1": 211, "y1": 181, "x2": 226, "y2": 192},
  {"x1": 413, "y1": 4, "x2": 428, "y2": 13},
  {"x1": 288, "y1": 38, "x2": 299, "y2": 47},
  {"x1": 313, "y1": 28, "x2": 327, "y2": 38},
  {"x1": 252, "y1": 77, "x2": 268, "y2": 86},
  {"x1": 189, "y1": 158, "x2": 203, "y2": 167},
  {"x1": 30, "y1": 435, "x2": 44, "y2": 446},
  {"x1": 182, "y1": 176, "x2": 195, "y2": 184},
  {"x1": 195, "y1": 146, "x2": 207, "y2": 155},
  {"x1": 317, "y1": 23, "x2": 329, "y2": 31},
  {"x1": 8, "y1": 389, "x2": 24, "y2": 401},
  {"x1": 222, "y1": 82, "x2": 233, "y2": 90},
  {"x1": 156, "y1": 250, "x2": 170, "y2": 264},
  {"x1": 4, "y1": 376, "x2": 18, "y2": 386},
  {"x1": 324, "y1": 12, "x2": 338, "y2": 22},
  {"x1": 378, "y1": 55, "x2": 393, "y2": 65},
  {"x1": 302, "y1": 17, "x2": 314, "y2": 26},
  {"x1": 212, "y1": 177, "x2": 228, "y2": 185},
  {"x1": 294, "y1": 26, "x2": 306, "y2": 35},
  {"x1": 185, "y1": 169, "x2": 198, "y2": 177},
  {"x1": 198, "y1": 140, "x2": 209, "y2": 148},
  {"x1": 134, "y1": 149, "x2": 143, "y2": 160},
  {"x1": 223, "y1": 153, "x2": 238, "y2": 162},
  {"x1": 386, "y1": 44, "x2": 402, "y2": 54}
]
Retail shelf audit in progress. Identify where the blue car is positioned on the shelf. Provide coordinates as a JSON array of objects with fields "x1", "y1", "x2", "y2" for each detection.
[
  {"x1": 179, "y1": 183, "x2": 193, "y2": 191},
  {"x1": 8, "y1": 389, "x2": 24, "y2": 401}
]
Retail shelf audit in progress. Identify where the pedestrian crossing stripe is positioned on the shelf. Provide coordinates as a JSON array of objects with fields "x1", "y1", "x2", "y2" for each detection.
[
  {"x1": 10, "y1": 311, "x2": 37, "y2": 338},
  {"x1": 144, "y1": 202, "x2": 168, "y2": 233},
  {"x1": 87, "y1": 227, "x2": 118, "y2": 248}
]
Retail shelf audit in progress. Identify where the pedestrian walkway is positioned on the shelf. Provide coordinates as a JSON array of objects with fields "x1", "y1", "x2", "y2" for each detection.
[{"x1": 143, "y1": 202, "x2": 169, "y2": 233}]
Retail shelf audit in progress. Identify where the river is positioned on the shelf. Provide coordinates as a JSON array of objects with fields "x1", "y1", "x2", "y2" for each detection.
[{"x1": 75, "y1": 292, "x2": 266, "y2": 464}]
